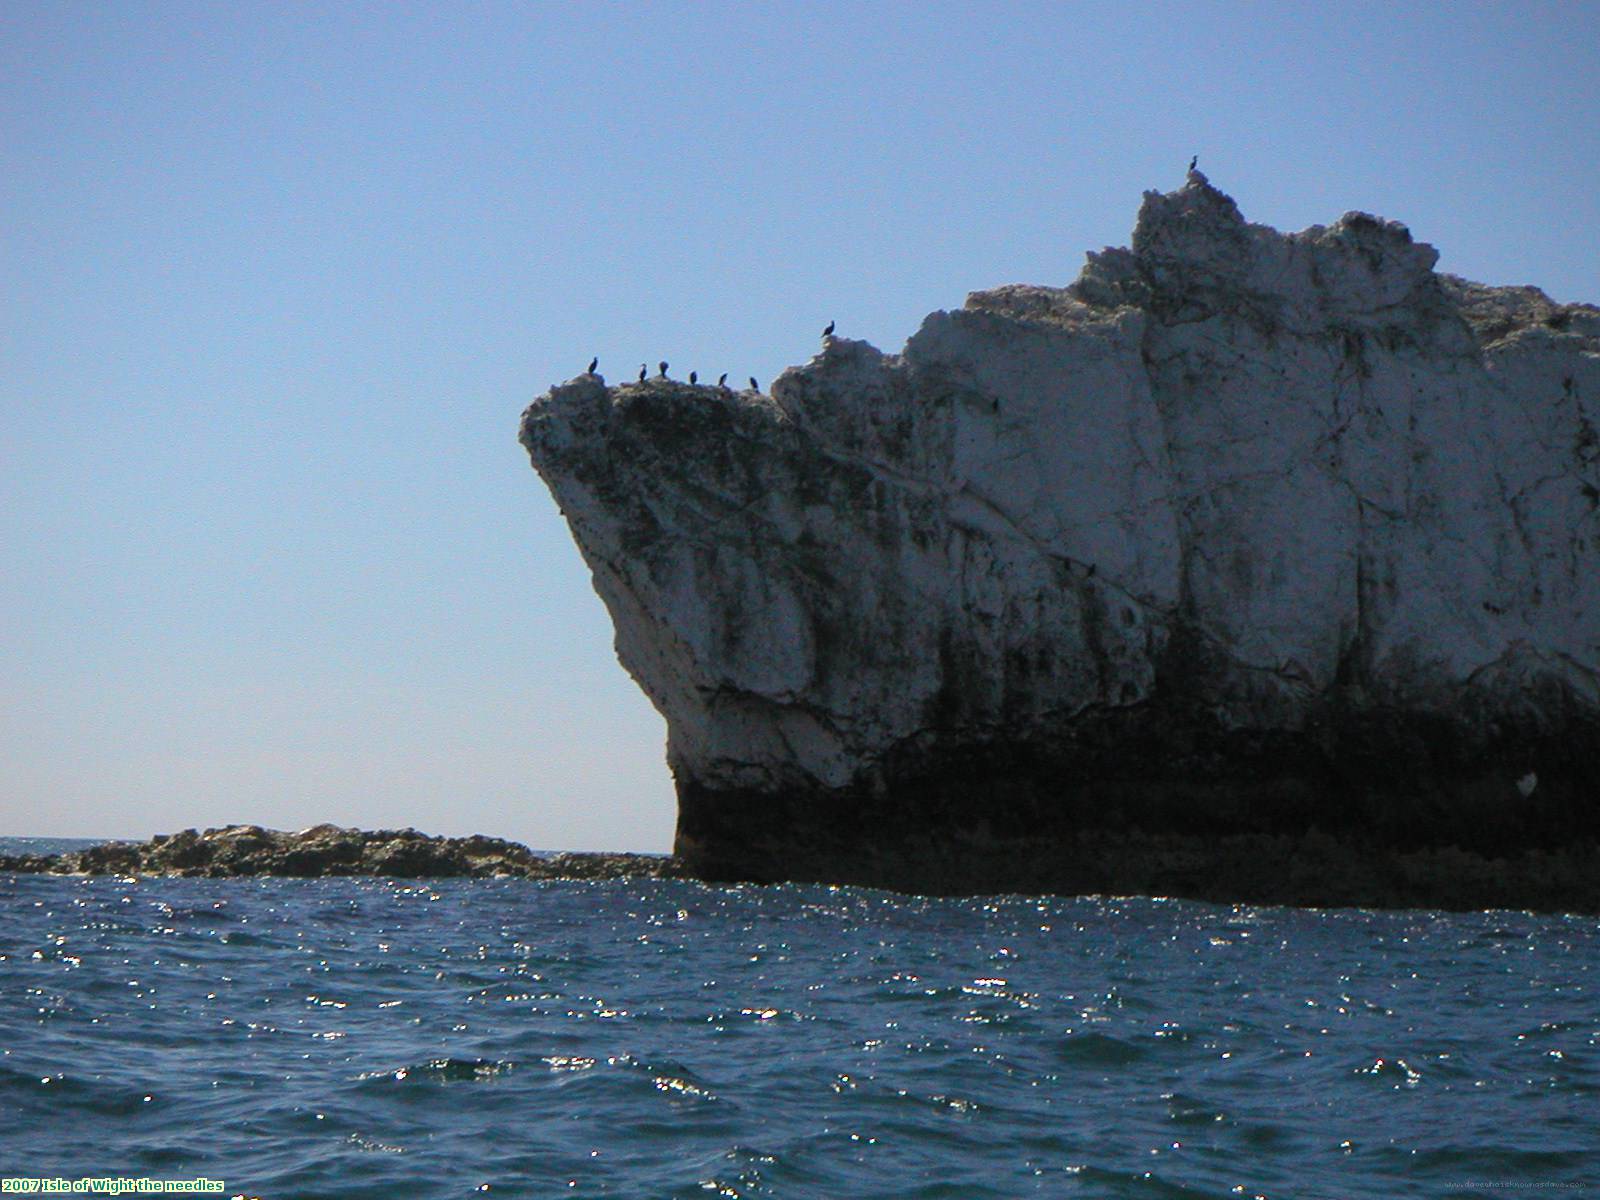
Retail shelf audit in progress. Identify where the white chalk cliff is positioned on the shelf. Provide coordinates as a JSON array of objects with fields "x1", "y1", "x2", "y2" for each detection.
[{"x1": 522, "y1": 173, "x2": 1600, "y2": 895}]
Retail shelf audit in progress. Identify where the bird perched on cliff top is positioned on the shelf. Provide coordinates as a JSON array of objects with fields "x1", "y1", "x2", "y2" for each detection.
[
  {"x1": 588, "y1": 356, "x2": 598, "y2": 374},
  {"x1": 823, "y1": 320, "x2": 835, "y2": 338},
  {"x1": 749, "y1": 376, "x2": 759, "y2": 392},
  {"x1": 1189, "y1": 155, "x2": 1197, "y2": 172},
  {"x1": 638, "y1": 364, "x2": 647, "y2": 382},
  {"x1": 717, "y1": 373, "x2": 728, "y2": 388},
  {"x1": 689, "y1": 370, "x2": 698, "y2": 385},
  {"x1": 658, "y1": 361, "x2": 668, "y2": 378}
]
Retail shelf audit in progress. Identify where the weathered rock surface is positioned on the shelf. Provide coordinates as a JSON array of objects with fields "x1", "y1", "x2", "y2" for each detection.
[
  {"x1": 521, "y1": 172, "x2": 1600, "y2": 909},
  {"x1": 0, "y1": 825, "x2": 680, "y2": 881}
]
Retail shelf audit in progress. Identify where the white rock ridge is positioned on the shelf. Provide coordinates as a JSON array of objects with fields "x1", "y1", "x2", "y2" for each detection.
[{"x1": 521, "y1": 173, "x2": 1600, "y2": 894}]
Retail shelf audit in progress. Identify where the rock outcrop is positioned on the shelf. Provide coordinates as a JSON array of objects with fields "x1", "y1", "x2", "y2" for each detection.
[
  {"x1": 0, "y1": 825, "x2": 679, "y2": 881},
  {"x1": 521, "y1": 173, "x2": 1600, "y2": 908}
]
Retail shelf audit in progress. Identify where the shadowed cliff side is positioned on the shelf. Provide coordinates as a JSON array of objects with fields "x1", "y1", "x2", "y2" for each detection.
[{"x1": 520, "y1": 173, "x2": 1600, "y2": 909}]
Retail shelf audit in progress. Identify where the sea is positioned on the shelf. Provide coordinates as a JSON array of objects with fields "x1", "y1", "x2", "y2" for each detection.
[{"x1": 1, "y1": 837, "x2": 1594, "y2": 1199}]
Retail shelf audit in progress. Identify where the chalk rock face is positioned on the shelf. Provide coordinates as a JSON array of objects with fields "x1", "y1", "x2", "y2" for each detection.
[{"x1": 521, "y1": 174, "x2": 1600, "y2": 896}]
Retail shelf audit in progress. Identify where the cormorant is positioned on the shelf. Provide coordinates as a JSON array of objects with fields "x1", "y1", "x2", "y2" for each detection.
[
  {"x1": 689, "y1": 371, "x2": 698, "y2": 385},
  {"x1": 749, "y1": 376, "x2": 759, "y2": 391},
  {"x1": 1189, "y1": 155, "x2": 1198, "y2": 172},
  {"x1": 638, "y1": 364, "x2": 647, "y2": 382},
  {"x1": 658, "y1": 361, "x2": 668, "y2": 378},
  {"x1": 588, "y1": 356, "x2": 598, "y2": 374},
  {"x1": 823, "y1": 320, "x2": 835, "y2": 338},
  {"x1": 717, "y1": 373, "x2": 728, "y2": 388}
]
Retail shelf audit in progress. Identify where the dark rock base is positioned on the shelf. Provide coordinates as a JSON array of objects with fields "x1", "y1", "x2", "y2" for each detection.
[
  {"x1": 676, "y1": 819, "x2": 1599, "y2": 913},
  {"x1": 673, "y1": 703, "x2": 1600, "y2": 913}
]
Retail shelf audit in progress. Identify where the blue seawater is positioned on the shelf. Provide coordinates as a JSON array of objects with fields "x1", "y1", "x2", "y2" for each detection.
[{"x1": 1, "y1": 854, "x2": 1594, "y2": 1198}]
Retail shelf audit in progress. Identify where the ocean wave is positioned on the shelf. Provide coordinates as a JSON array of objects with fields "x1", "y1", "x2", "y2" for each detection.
[{"x1": 1, "y1": 877, "x2": 1594, "y2": 1196}]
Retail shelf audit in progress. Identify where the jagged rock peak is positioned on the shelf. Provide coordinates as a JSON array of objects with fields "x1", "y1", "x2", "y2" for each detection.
[{"x1": 1061, "y1": 176, "x2": 1450, "y2": 332}]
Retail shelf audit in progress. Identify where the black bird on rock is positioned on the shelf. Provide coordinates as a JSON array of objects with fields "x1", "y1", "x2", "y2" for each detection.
[
  {"x1": 588, "y1": 356, "x2": 598, "y2": 374},
  {"x1": 718, "y1": 373, "x2": 728, "y2": 388},
  {"x1": 638, "y1": 364, "x2": 647, "y2": 382},
  {"x1": 1188, "y1": 154, "x2": 1198, "y2": 173},
  {"x1": 749, "y1": 376, "x2": 759, "y2": 392},
  {"x1": 658, "y1": 361, "x2": 668, "y2": 378},
  {"x1": 823, "y1": 320, "x2": 835, "y2": 338},
  {"x1": 689, "y1": 371, "x2": 698, "y2": 385}
]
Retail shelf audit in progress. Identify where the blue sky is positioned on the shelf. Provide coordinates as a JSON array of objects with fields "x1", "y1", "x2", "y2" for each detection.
[{"x1": 4, "y1": 1, "x2": 1597, "y2": 850}]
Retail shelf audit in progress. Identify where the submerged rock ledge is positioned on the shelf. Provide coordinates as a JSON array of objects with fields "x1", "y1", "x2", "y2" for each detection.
[
  {"x1": 0, "y1": 825, "x2": 679, "y2": 881},
  {"x1": 522, "y1": 172, "x2": 1600, "y2": 912}
]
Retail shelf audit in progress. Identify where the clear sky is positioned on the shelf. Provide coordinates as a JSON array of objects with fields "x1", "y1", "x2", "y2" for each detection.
[{"x1": 4, "y1": 1, "x2": 1597, "y2": 850}]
